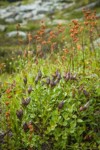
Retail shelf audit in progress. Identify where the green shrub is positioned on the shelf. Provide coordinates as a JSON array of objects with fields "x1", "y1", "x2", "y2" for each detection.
[{"x1": 0, "y1": 58, "x2": 100, "y2": 149}]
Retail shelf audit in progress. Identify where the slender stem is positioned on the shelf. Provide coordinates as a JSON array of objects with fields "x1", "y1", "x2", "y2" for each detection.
[
  {"x1": 82, "y1": 49, "x2": 85, "y2": 75},
  {"x1": 81, "y1": 29, "x2": 85, "y2": 75}
]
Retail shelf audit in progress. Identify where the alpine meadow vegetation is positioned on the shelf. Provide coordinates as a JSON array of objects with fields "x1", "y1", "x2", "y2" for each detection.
[{"x1": 0, "y1": 9, "x2": 100, "y2": 150}]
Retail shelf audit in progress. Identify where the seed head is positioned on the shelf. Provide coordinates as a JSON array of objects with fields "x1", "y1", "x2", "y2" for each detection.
[
  {"x1": 58, "y1": 101, "x2": 65, "y2": 110},
  {"x1": 22, "y1": 97, "x2": 31, "y2": 107},
  {"x1": 23, "y1": 122, "x2": 29, "y2": 132},
  {"x1": 28, "y1": 86, "x2": 33, "y2": 94},
  {"x1": 16, "y1": 109, "x2": 23, "y2": 120},
  {"x1": 23, "y1": 77, "x2": 27, "y2": 85},
  {"x1": 38, "y1": 70, "x2": 42, "y2": 79}
]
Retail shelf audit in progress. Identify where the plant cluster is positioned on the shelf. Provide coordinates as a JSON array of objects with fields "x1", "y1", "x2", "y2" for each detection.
[
  {"x1": 0, "y1": 66, "x2": 100, "y2": 150},
  {"x1": 0, "y1": 9, "x2": 100, "y2": 150}
]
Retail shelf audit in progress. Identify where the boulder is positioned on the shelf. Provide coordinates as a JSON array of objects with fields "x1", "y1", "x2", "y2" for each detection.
[
  {"x1": 0, "y1": 12, "x2": 14, "y2": 19},
  {"x1": 37, "y1": 8, "x2": 49, "y2": 15},
  {"x1": 0, "y1": 0, "x2": 76, "y2": 24},
  {"x1": 22, "y1": 12, "x2": 33, "y2": 19},
  {"x1": 19, "y1": 4, "x2": 37, "y2": 12},
  {"x1": 31, "y1": 14, "x2": 45, "y2": 21},
  {"x1": 15, "y1": 13, "x2": 24, "y2": 22},
  {"x1": 0, "y1": 25, "x2": 7, "y2": 32},
  {"x1": 5, "y1": 18, "x2": 15, "y2": 23},
  {"x1": 7, "y1": 31, "x2": 27, "y2": 38}
]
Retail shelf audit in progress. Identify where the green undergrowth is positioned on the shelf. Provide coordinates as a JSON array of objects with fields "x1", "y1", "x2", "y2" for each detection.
[{"x1": 0, "y1": 53, "x2": 100, "y2": 149}]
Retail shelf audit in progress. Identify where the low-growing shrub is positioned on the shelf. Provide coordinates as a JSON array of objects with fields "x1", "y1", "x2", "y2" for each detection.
[{"x1": 0, "y1": 62, "x2": 100, "y2": 149}]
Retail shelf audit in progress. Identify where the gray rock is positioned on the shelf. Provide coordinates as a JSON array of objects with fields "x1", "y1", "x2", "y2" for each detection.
[
  {"x1": 93, "y1": 38, "x2": 100, "y2": 48},
  {"x1": 47, "y1": 8, "x2": 55, "y2": 15},
  {"x1": 0, "y1": 12, "x2": 14, "y2": 19},
  {"x1": 6, "y1": 5, "x2": 18, "y2": 12},
  {"x1": 0, "y1": 0, "x2": 73, "y2": 23},
  {"x1": 31, "y1": 10, "x2": 38, "y2": 16},
  {"x1": 0, "y1": 25, "x2": 7, "y2": 32},
  {"x1": 20, "y1": 21, "x2": 28, "y2": 26},
  {"x1": 96, "y1": 13, "x2": 100, "y2": 19},
  {"x1": 35, "y1": 0, "x2": 42, "y2": 5},
  {"x1": 19, "y1": 4, "x2": 38, "y2": 12},
  {"x1": 37, "y1": 8, "x2": 49, "y2": 15},
  {"x1": 0, "y1": 9, "x2": 7, "y2": 17},
  {"x1": 15, "y1": 13, "x2": 24, "y2": 22},
  {"x1": 5, "y1": 18, "x2": 15, "y2": 23},
  {"x1": 1, "y1": 0, "x2": 97, "y2": 27},
  {"x1": 22, "y1": 12, "x2": 33, "y2": 19},
  {"x1": 41, "y1": 1, "x2": 53, "y2": 7},
  {"x1": 53, "y1": 3, "x2": 62, "y2": 10},
  {"x1": 52, "y1": 19, "x2": 67, "y2": 25},
  {"x1": 7, "y1": 31, "x2": 27, "y2": 38},
  {"x1": 31, "y1": 14, "x2": 45, "y2": 21},
  {"x1": 61, "y1": 2, "x2": 75, "y2": 9}
]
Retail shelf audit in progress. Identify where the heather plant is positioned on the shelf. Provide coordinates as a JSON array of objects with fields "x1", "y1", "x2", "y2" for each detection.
[{"x1": 0, "y1": 9, "x2": 100, "y2": 150}]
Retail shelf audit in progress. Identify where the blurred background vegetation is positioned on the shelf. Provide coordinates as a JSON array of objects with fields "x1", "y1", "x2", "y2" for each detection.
[{"x1": 0, "y1": 0, "x2": 100, "y2": 74}]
